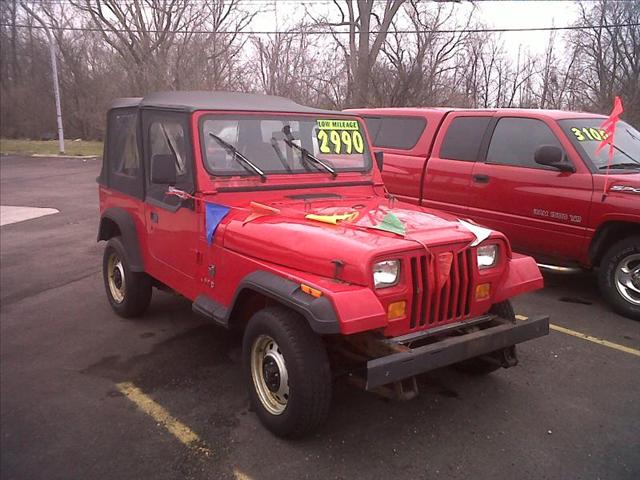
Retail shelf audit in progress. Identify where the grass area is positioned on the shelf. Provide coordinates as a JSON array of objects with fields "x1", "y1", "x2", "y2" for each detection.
[{"x1": 0, "y1": 138, "x2": 103, "y2": 157}]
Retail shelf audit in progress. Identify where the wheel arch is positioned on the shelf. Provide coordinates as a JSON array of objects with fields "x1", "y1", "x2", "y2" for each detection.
[
  {"x1": 98, "y1": 208, "x2": 145, "y2": 272},
  {"x1": 589, "y1": 221, "x2": 640, "y2": 266},
  {"x1": 220, "y1": 271, "x2": 341, "y2": 335}
]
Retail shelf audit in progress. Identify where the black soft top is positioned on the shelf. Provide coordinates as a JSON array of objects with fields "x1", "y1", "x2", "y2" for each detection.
[{"x1": 109, "y1": 91, "x2": 348, "y2": 116}]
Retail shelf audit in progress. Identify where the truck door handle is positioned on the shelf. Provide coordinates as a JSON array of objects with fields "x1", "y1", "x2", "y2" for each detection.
[
  {"x1": 473, "y1": 174, "x2": 490, "y2": 184},
  {"x1": 150, "y1": 211, "x2": 158, "y2": 223}
]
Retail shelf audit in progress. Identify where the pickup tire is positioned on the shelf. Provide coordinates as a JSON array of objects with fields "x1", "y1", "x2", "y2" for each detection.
[
  {"x1": 598, "y1": 236, "x2": 640, "y2": 320},
  {"x1": 242, "y1": 306, "x2": 331, "y2": 438},
  {"x1": 102, "y1": 237, "x2": 152, "y2": 318},
  {"x1": 454, "y1": 300, "x2": 517, "y2": 375}
]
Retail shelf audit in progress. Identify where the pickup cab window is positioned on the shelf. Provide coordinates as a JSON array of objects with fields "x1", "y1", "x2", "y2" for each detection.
[
  {"x1": 558, "y1": 118, "x2": 640, "y2": 172},
  {"x1": 363, "y1": 116, "x2": 426, "y2": 150},
  {"x1": 440, "y1": 116, "x2": 491, "y2": 161},
  {"x1": 486, "y1": 117, "x2": 562, "y2": 169}
]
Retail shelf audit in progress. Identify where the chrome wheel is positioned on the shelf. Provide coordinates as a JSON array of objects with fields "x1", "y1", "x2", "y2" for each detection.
[
  {"x1": 107, "y1": 252, "x2": 126, "y2": 304},
  {"x1": 615, "y1": 253, "x2": 640, "y2": 306},
  {"x1": 250, "y1": 335, "x2": 289, "y2": 415}
]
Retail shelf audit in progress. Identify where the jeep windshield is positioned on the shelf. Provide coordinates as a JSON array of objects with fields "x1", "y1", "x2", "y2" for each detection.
[
  {"x1": 200, "y1": 115, "x2": 372, "y2": 177},
  {"x1": 559, "y1": 118, "x2": 640, "y2": 171}
]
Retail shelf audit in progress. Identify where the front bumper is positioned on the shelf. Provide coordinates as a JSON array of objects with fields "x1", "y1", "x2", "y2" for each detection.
[{"x1": 366, "y1": 315, "x2": 549, "y2": 389}]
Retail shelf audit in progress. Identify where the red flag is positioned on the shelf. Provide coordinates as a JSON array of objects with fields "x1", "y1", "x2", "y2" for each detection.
[
  {"x1": 596, "y1": 96, "x2": 624, "y2": 196},
  {"x1": 596, "y1": 97, "x2": 624, "y2": 199}
]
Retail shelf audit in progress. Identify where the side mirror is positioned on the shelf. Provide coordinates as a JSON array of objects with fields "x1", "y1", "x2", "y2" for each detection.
[
  {"x1": 151, "y1": 153, "x2": 177, "y2": 185},
  {"x1": 374, "y1": 151, "x2": 384, "y2": 171},
  {"x1": 534, "y1": 145, "x2": 574, "y2": 172}
]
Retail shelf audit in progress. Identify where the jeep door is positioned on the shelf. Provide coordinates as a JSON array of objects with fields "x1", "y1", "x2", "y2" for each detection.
[
  {"x1": 468, "y1": 115, "x2": 593, "y2": 263},
  {"x1": 142, "y1": 111, "x2": 200, "y2": 284}
]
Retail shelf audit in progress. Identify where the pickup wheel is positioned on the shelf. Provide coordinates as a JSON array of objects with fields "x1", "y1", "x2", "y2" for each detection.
[
  {"x1": 454, "y1": 300, "x2": 517, "y2": 375},
  {"x1": 598, "y1": 236, "x2": 640, "y2": 320},
  {"x1": 242, "y1": 306, "x2": 331, "y2": 438},
  {"x1": 102, "y1": 237, "x2": 152, "y2": 318}
]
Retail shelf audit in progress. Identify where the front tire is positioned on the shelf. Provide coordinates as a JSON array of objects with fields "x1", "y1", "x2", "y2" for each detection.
[
  {"x1": 102, "y1": 237, "x2": 152, "y2": 318},
  {"x1": 598, "y1": 236, "x2": 640, "y2": 320},
  {"x1": 242, "y1": 306, "x2": 332, "y2": 438},
  {"x1": 454, "y1": 300, "x2": 517, "y2": 375}
]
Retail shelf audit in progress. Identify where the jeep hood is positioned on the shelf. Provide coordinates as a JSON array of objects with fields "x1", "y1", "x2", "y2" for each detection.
[{"x1": 221, "y1": 198, "x2": 486, "y2": 286}]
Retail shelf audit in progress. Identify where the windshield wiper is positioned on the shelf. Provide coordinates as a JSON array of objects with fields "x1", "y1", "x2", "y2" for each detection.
[
  {"x1": 281, "y1": 126, "x2": 337, "y2": 178},
  {"x1": 598, "y1": 162, "x2": 640, "y2": 170},
  {"x1": 604, "y1": 143, "x2": 640, "y2": 165},
  {"x1": 208, "y1": 133, "x2": 267, "y2": 182}
]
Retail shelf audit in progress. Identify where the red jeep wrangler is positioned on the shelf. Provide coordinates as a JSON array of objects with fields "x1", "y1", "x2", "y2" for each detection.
[
  {"x1": 98, "y1": 92, "x2": 548, "y2": 437},
  {"x1": 350, "y1": 108, "x2": 640, "y2": 319}
]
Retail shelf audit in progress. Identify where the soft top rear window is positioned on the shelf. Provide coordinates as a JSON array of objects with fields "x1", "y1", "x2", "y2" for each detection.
[{"x1": 363, "y1": 116, "x2": 426, "y2": 150}]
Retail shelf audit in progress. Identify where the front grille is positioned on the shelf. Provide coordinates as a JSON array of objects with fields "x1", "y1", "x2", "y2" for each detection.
[{"x1": 409, "y1": 247, "x2": 473, "y2": 329}]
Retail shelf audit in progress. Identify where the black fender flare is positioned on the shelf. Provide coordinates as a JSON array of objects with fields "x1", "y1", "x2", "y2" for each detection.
[
  {"x1": 193, "y1": 271, "x2": 341, "y2": 335},
  {"x1": 97, "y1": 207, "x2": 145, "y2": 272}
]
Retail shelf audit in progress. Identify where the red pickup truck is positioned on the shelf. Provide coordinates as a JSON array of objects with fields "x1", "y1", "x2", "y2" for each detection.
[{"x1": 349, "y1": 108, "x2": 640, "y2": 319}]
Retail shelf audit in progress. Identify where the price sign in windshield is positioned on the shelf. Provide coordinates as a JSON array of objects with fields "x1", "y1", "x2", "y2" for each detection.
[
  {"x1": 570, "y1": 126, "x2": 609, "y2": 142},
  {"x1": 316, "y1": 119, "x2": 365, "y2": 155}
]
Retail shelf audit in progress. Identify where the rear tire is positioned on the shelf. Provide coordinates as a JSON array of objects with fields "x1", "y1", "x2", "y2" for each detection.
[
  {"x1": 598, "y1": 236, "x2": 640, "y2": 320},
  {"x1": 454, "y1": 300, "x2": 517, "y2": 375},
  {"x1": 242, "y1": 306, "x2": 332, "y2": 438},
  {"x1": 102, "y1": 237, "x2": 152, "y2": 318}
]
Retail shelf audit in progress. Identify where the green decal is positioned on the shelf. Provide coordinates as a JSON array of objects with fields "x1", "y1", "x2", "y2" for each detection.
[{"x1": 372, "y1": 212, "x2": 406, "y2": 237}]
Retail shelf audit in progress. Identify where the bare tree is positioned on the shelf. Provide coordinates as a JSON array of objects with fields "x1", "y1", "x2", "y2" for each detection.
[
  {"x1": 567, "y1": 0, "x2": 639, "y2": 125},
  {"x1": 69, "y1": 0, "x2": 231, "y2": 93},
  {"x1": 375, "y1": 0, "x2": 477, "y2": 107},
  {"x1": 311, "y1": 0, "x2": 405, "y2": 107}
]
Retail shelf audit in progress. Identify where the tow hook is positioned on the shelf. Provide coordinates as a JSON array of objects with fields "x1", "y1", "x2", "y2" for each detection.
[
  {"x1": 480, "y1": 346, "x2": 519, "y2": 369},
  {"x1": 500, "y1": 346, "x2": 519, "y2": 368}
]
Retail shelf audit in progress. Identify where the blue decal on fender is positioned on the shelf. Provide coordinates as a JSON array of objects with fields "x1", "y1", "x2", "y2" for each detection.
[{"x1": 205, "y1": 203, "x2": 231, "y2": 244}]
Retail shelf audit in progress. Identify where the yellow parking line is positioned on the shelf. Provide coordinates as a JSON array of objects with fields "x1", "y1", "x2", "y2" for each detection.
[
  {"x1": 516, "y1": 315, "x2": 640, "y2": 357},
  {"x1": 548, "y1": 324, "x2": 640, "y2": 357},
  {"x1": 116, "y1": 381, "x2": 212, "y2": 455}
]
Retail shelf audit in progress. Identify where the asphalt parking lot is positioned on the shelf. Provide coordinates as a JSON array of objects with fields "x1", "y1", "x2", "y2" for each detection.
[{"x1": 1, "y1": 155, "x2": 639, "y2": 480}]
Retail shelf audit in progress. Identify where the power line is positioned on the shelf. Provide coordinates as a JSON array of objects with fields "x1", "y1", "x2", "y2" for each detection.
[{"x1": 2, "y1": 22, "x2": 637, "y2": 35}]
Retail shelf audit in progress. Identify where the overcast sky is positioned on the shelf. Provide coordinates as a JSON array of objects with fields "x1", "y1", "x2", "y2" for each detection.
[{"x1": 250, "y1": 0, "x2": 581, "y2": 59}]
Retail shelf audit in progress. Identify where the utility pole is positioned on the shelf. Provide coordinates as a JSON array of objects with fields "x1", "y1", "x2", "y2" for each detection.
[{"x1": 20, "y1": 2, "x2": 65, "y2": 154}]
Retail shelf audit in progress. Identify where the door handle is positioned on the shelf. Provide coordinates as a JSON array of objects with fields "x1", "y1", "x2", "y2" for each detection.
[
  {"x1": 473, "y1": 174, "x2": 490, "y2": 184},
  {"x1": 150, "y1": 211, "x2": 158, "y2": 224}
]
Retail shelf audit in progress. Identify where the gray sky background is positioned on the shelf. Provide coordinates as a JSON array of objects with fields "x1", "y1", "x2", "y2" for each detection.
[{"x1": 250, "y1": 0, "x2": 580, "y2": 59}]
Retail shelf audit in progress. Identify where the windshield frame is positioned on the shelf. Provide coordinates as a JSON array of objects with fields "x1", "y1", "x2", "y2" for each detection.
[
  {"x1": 558, "y1": 117, "x2": 640, "y2": 173},
  {"x1": 198, "y1": 112, "x2": 373, "y2": 178}
]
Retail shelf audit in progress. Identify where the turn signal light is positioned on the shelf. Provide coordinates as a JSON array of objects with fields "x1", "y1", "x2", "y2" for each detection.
[
  {"x1": 475, "y1": 283, "x2": 491, "y2": 301},
  {"x1": 300, "y1": 283, "x2": 322, "y2": 298},
  {"x1": 387, "y1": 301, "x2": 406, "y2": 319}
]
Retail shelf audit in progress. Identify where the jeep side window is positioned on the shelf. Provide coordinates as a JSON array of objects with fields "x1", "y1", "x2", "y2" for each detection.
[
  {"x1": 487, "y1": 117, "x2": 563, "y2": 168},
  {"x1": 440, "y1": 116, "x2": 491, "y2": 161},
  {"x1": 104, "y1": 108, "x2": 144, "y2": 199},
  {"x1": 149, "y1": 122, "x2": 187, "y2": 175},
  {"x1": 115, "y1": 125, "x2": 139, "y2": 177},
  {"x1": 144, "y1": 113, "x2": 195, "y2": 208}
]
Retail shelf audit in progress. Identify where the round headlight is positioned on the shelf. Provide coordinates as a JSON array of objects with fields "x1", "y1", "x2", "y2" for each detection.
[
  {"x1": 477, "y1": 244, "x2": 498, "y2": 269},
  {"x1": 373, "y1": 260, "x2": 400, "y2": 288}
]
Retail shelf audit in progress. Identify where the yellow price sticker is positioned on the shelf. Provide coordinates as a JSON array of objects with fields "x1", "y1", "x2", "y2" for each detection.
[
  {"x1": 316, "y1": 119, "x2": 365, "y2": 154},
  {"x1": 570, "y1": 127, "x2": 608, "y2": 142}
]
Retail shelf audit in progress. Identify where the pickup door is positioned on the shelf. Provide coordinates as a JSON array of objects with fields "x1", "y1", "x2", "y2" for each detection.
[
  {"x1": 466, "y1": 115, "x2": 593, "y2": 263},
  {"x1": 362, "y1": 115, "x2": 430, "y2": 204},
  {"x1": 422, "y1": 112, "x2": 494, "y2": 218}
]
